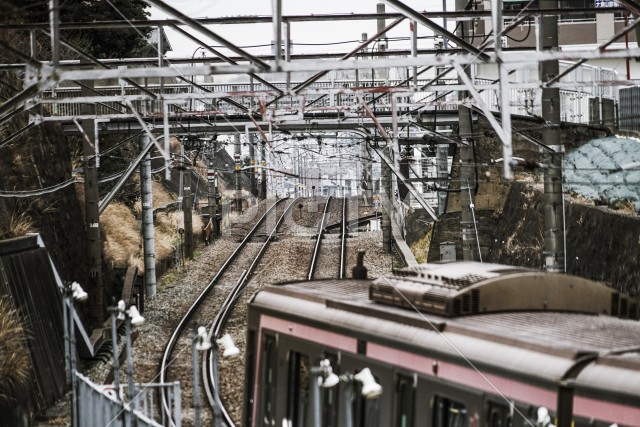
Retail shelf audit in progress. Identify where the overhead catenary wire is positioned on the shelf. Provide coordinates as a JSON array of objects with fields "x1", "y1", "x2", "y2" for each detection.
[
  {"x1": 379, "y1": 274, "x2": 538, "y2": 427},
  {"x1": 0, "y1": 177, "x2": 77, "y2": 197},
  {"x1": 104, "y1": 0, "x2": 249, "y2": 138}
]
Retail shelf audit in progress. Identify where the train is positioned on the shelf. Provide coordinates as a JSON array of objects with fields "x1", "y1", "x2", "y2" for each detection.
[{"x1": 241, "y1": 260, "x2": 640, "y2": 427}]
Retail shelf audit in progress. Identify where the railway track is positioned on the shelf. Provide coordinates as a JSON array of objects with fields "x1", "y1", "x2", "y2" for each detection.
[
  {"x1": 158, "y1": 197, "x2": 297, "y2": 426},
  {"x1": 339, "y1": 196, "x2": 347, "y2": 279},
  {"x1": 202, "y1": 197, "x2": 299, "y2": 426},
  {"x1": 308, "y1": 196, "x2": 348, "y2": 280}
]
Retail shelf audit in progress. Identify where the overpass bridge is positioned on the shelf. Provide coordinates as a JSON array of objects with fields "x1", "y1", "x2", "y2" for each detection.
[{"x1": 29, "y1": 62, "x2": 616, "y2": 139}]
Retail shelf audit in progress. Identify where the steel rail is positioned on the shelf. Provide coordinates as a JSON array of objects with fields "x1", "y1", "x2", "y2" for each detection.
[
  {"x1": 158, "y1": 197, "x2": 288, "y2": 427},
  {"x1": 202, "y1": 197, "x2": 301, "y2": 427},
  {"x1": 339, "y1": 197, "x2": 347, "y2": 279},
  {"x1": 308, "y1": 196, "x2": 333, "y2": 281}
]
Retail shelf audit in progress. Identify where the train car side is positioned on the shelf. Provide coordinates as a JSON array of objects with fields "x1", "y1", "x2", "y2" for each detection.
[{"x1": 242, "y1": 265, "x2": 640, "y2": 427}]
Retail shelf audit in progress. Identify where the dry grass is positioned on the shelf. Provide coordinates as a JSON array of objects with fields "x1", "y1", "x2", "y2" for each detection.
[
  {"x1": 153, "y1": 180, "x2": 177, "y2": 207},
  {"x1": 0, "y1": 209, "x2": 35, "y2": 239},
  {"x1": 156, "y1": 210, "x2": 202, "y2": 238},
  {"x1": 410, "y1": 228, "x2": 433, "y2": 264},
  {"x1": 566, "y1": 190, "x2": 592, "y2": 206},
  {"x1": 98, "y1": 174, "x2": 204, "y2": 273},
  {"x1": 111, "y1": 172, "x2": 208, "y2": 273},
  {"x1": 0, "y1": 297, "x2": 30, "y2": 405},
  {"x1": 9, "y1": 212, "x2": 34, "y2": 237},
  {"x1": 102, "y1": 200, "x2": 203, "y2": 271},
  {"x1": 153, "y1": 232, "x2": 175, "y2": 263},
  {"x1": 133, "y1": 180, "x2": 176, "y2": 215},
  {"x1": 129, "y1": 177, "x2": 200, "y2": 271},
  {"x1": 101, "y1": 202, "x2": 142, "y2": 268},
  {"x1": 609, "y1": 199, "x2": 637, "y2": 214},
  {"x1": 152, "y1": 212, "x2": 177, "y2": 263}
]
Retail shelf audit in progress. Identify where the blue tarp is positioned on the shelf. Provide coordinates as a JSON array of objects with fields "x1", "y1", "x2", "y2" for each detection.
[{"x1": 563, "y1": 136, "x2": 640, "y2": 210}]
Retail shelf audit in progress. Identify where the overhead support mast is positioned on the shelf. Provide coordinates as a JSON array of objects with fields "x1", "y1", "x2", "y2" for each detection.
[
  {"x1": 139, "y1": 134, "x2": 157, "y2": 298},
  {"x1": 491, "y1": 0, "x2": 513, "y2": 180},
  {"x1": 377, "y1": 3, "x2": 392, "y2": 254},
  {"x1": 539, "y1": 0, "x2": 565, "y2": 273},
  {"x1": 457, "y1": 0, "x2": 479, "y2": 262},
  {"x1": 49, "y1": 0, "x2": 60, "y2": 67},
  {"x1": 235, "y1": 134, "x2": 243, "y2": 212},
  {"x1": 80, "y1": 73, "x2": 103, "y2": 328},
  {"x1": 208, "y1": 138, "x2": 220, "y2": 237}
]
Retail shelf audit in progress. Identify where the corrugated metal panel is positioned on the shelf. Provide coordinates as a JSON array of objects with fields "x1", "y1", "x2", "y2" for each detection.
[
  {"x1": 0, "y1": 236, "x2": 66, "y2": 415},
  {"x1": 454, "y1": 311, "x2": 640, "y2": 352},
  {"x1": 619, "y1": 86, "x2": 640, "y2": 130}
]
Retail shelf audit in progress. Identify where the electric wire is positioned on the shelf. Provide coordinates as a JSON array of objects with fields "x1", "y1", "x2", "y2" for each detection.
[
  {"x1": 192, "y1": 35, "x2": 438, "y2": 51},
  {"x1": 379, "y1": 274, "x2": 538, "y2": 427},
  {"x1": 505, "y1": 18, "x2": 532, "y2": 42},
  {"x1": 0, "y1": 177, "x2": 77, "y2": 197},
  {"x1": 104, "y1": 0, "x2": 246, "y2": 137}
]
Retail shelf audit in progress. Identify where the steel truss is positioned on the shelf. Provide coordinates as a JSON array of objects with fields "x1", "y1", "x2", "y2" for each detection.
[{"x1": 0, "y1": 0, "x2": 636, "y2": 207}]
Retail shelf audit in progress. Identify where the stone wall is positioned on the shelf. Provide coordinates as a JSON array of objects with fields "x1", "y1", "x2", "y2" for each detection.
[
  {"x1": 427, "y1": 182, "x2": 640, "y2": 298},
  {"x1": 420, "y1": 115, "x2": 639, "y2": 297}
]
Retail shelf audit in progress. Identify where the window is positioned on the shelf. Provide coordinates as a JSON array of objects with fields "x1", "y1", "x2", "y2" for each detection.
[
  {"x1": 286, "y1": 351, "x2": 339, "y2": 427},
  {"x1": 261, "y1": 335, "x2": 278, "y2": 427},
  {"x1": 352, "y1": 369, "x2": 381, "y2": 427},
  {"x1": 486, "y1": 401, "x2": 513, "y2": 427},
  {"x1": 395, "y1": 375, "x2": 415, "y2": 427},
  {"x1": 433, "y1": 395, "x2": 468, "y2": 427},
  {"x1": 322, "y1": 353, "x2": 340, "y2": 427},
  {"x1": 286, "y1": 351, "x2": 310, "y2": 426},
  {"x1": 560, "y1": 0, "x2": 597, "y2": 22}
]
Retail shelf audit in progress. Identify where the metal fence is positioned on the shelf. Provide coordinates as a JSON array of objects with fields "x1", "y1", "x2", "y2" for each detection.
[
  {"x1": 471, "y1": 61, "x2": 618, "y2": 125},
  {"x1": 40, "y1": 59, "x2": 618, "y2": 125},
  {"x1": 76, "y1": 373, "x2": 182, "y2": 427}
]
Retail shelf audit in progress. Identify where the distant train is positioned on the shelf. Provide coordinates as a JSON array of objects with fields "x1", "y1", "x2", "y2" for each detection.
[{"x1": 242, "y1": 261, "x2": 640, "y2": 427}]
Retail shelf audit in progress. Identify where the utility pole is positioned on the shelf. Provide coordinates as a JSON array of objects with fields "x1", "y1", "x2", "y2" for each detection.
[
  {"x1": 293, "y1": 145, "x2": 300, "y2": 197},
  {"x1": 436, "y1": 143, "x2": 449, "y2": 215},
  {"x1": 207, "y1": 138, "x2": 219, "y2": 237},
  {"x1": 180, "y1": 143, "x2": 194, "y2": 260},
  {"x1": 457, "y1": 0, "x2": 479, "y2": 262},
  {"x1": 381, "y1": 150, "x2": 392, "y2": 253},
  {"x1": 80, "y1": 67, "x2": 103, "y2": 328},
  {"x1": 377, "y1": 2, "x2": 392, "y2": 254},
  {"x1": 49, "y1": 0, "x2": 60, "y2": 67},
  {"x1": 539, "y1": 0, "x2": 564, "y2": 273},
  {"x1": 249, "y1": 134, "x2": 258, "y2": 197},
  {"x1": 234, "y1": 134, "x2": 243, "y2": 212},
  {"x1": 361, "y1": 140, "x2": 373, "y2": 205},
  {"x1": 139, "y1": 134, "x2": 156, "y2": 298},
  {"x1": 260, "y1": 142, "x2": 267, "y2": 199},
  {"x1": 184, "y1": 163, "x2": 193, "y2": 260}
]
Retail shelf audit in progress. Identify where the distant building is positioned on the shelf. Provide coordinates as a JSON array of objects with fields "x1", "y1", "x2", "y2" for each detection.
[
  {"x1": 482, "y1": 0, "x2": 638, "y2": 77},
  {"x1": 140, "y1": 27, "x2": 173, "y2": 57}
]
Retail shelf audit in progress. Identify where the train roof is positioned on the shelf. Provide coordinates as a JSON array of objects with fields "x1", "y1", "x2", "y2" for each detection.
[
  {"x1": 250, "y1": 262, "x2": 640, "y2": 397},
  {"x1": 370, "y1": 261, "x2": 639, "y2": 319}
]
